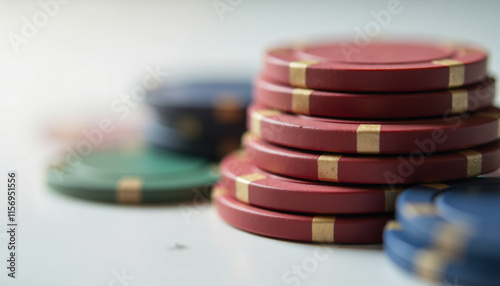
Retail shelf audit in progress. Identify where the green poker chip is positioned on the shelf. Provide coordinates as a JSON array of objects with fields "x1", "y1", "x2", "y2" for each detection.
[{"x1": 47, "y1": 146, "x2": 219, "y2": 203}]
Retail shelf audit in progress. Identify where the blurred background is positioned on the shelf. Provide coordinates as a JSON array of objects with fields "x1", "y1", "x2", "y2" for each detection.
[
  {"x1": 1, "y1": 0, "x2": 500, "y2": 285},
  {"x1": 2, "y1": 0, "x2": 500, "y2": 165}
]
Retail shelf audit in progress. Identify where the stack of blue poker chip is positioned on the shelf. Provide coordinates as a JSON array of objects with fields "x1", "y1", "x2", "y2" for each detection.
[
  {"x1": 385, "y1": 177, "x2": 500, "y2": 285},
  {"x1": 145, "y1": 80, "x2": 252, "y2": 160}
]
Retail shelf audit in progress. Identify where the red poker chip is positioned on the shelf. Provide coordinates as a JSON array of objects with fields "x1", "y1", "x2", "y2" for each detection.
[
  {"x1": 254, "y1": 77, "x2": 495, "y2": 119},
  {"x1": 248, "y1": 105, "x2": 500, "y2": 154},
  {"x1": 214, "y1": 191, "x2": 392, "y2": 244},
  {"x1": 263, "y1": 40, "x2": 488, "y2": 92},
  {"x1": 219, "y1": 151, "x2": 404, "y2": 214},
  {"x1": 244, "y1": 136, "x2": 500, "y2": 185}
]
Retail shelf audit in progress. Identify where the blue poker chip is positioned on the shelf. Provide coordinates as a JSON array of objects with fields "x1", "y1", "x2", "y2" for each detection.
[
  {"x1": 384, "y1": 221, "x2": 500, "y2": 286},
  {"x1": 154, "y1": 110, "x2": 246, "y2": 142},
  {"x1": 396, "y1": 178, "x2": 500, "y2": 261},
  {"x1": 436, "y1": 183, "x2": 500, "y2": 228},
  {"x1": 147, "y1": 121, "x2": 241, "y2": 160},
  {"x1": 146, "y1": 81, "x2": 252, "y2": 109},
  {"x1": 153, "y1": 110, "x2": 246, "y2": 140},
  {"x1": 146, "y1": 80, "x2": 251, "y2": 137}
]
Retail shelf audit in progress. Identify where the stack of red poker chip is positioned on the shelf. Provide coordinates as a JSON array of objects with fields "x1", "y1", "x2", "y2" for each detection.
[{"x1": 213, "y1": 39, "x2": 500, "y2": 244}]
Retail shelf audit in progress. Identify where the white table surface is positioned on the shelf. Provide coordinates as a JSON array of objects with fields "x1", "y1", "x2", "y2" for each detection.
[{"x1": 1, "y1": 0, "x2": 499, "y2": 285}]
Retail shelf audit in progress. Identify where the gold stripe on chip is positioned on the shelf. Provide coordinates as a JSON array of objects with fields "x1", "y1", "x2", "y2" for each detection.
[
  {"x1": 233, "y1": 149, "x2": 248, "y2": 161},
  {"x1": 178, "y1": 116, "x2": 202, "y2": 140},
  {"x1": 434, "y1": 223, "x2": 469, "y2": 257},
  {"x1": 291, "y1": 88, "x2": 313, "y2": 114},
  {"x1": 383, "y1": 187, "x2": 405, "y2": 212},
  {"x1": 432, "y1": 59, "x2": 465, "y2": 88},
  {"x1": 289, "y1": 60, "x2": 319, "y2": 87},
  {"x1": 317, "y1": 154, "x2": 342, "y2": 182},
  {"x1": 356, "y1": 124, "x2": 381, "y2": 154},
  {"x1": 291, "y1": 40, "x2": 307, "y2": 50},
  {"x1": 250, "y1": 109, "x2": 282, "y2": 136},
  {"x1": 440, "y1": 42, "x2": 457, "y2": 51},
  {"x1": 49, "y1": 161, "x2": 65, "y2": 171},
  {"x1": 120, "y1": 139, "x2": 144, "y2": 153},
  {"x1": 214, "y1": 95, "x2": 243, "y2": 124},
  {"x1": 312, "y1": 216, "x2": 335, "y2": 243},
  {"x1": 476, "y1": 111, "x2": 500, "y2": 119},
  {"x1": 415, "y1": 250, "x2": 446, "y2": 281},
  {"x1": 242, "y1": 132, "x2": 259, "y2": 144},
  {"x1": 420, "y1": 183, "x2": 449, "y2": 190},
  {"x1": 268, "y1": 47, "x2": 293, "y2": 54},
  {"x1": 476, "y1": 111, "x2": 500, "y2": 138},
  {"x1": 235, "y1": 173, "x2": 266, "y2": 203},
  {"x1": 458, "y1": 150, "x2": 482, "y2": 177},
  {"x1": 450, "y1": 89, "x2": 468, "y2": 113},
  {"x1": 402, "y1": 203, "x2": 437, "y2": 219},
  {"x1": 211, "y1": 186, "x2": 227, "y2": 200},
  {"x1": 116, "y1": 177, "x2": 142, "y2": 204},
  {"x1": 385, "y1": 221, "x2": 402, "y2": 231}
]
